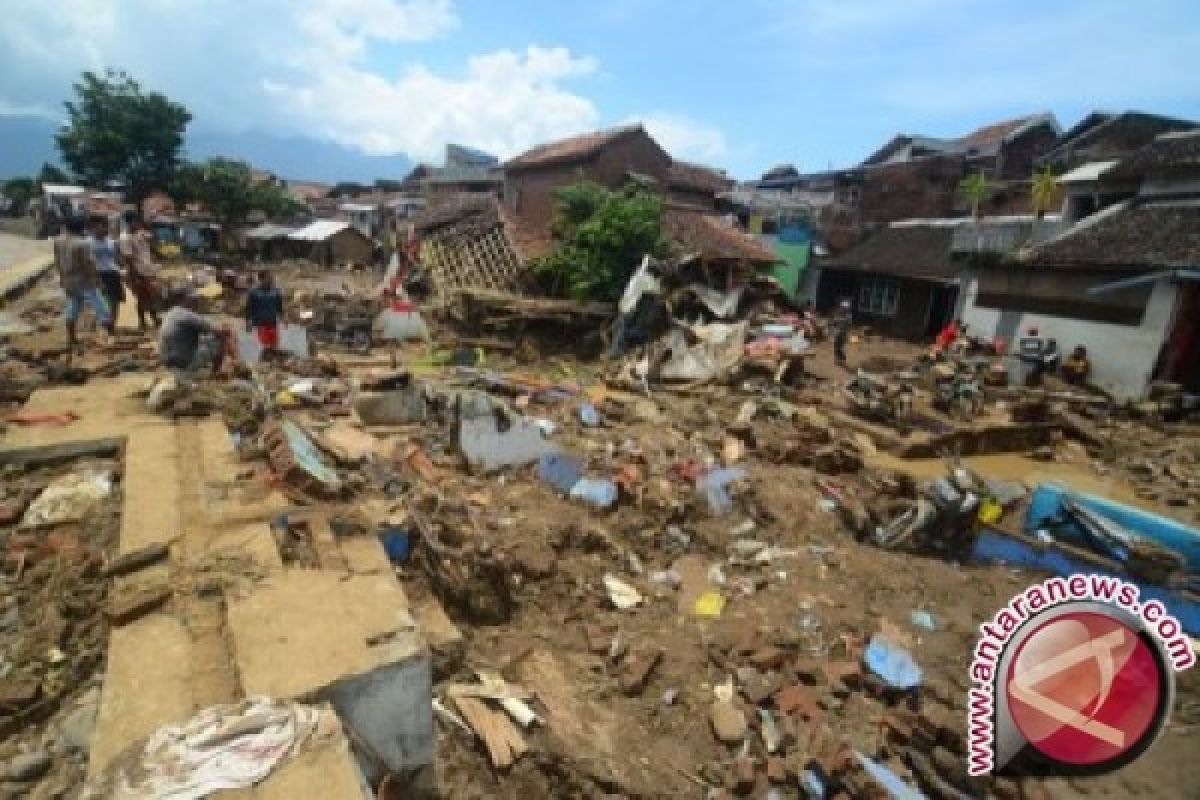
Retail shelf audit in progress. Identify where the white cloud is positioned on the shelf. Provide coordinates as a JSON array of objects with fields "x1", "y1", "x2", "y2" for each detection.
[
  {"x1": 265, "y1": 45, "x2": 600, "y2": 161},
  {"x1": 635, "y1": 113, "x2": 729, "y2": 163},
  {"x1": 297, "y1": 0, "x2": 458, "y2": 60},
  {"x1": 0, "y1": 0, "x2": 601, "y2": 164}
]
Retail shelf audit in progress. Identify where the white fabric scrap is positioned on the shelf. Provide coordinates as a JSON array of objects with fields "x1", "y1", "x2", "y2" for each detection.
[
  {"x1": 21, "y1": 468, "x2": 114, "y2": 528},
  {"x1": 104, "y1": 697, "x2": 323, "y2": 800},
  {"x1": 618, "y1": 256, "x2": 661, "y2": 314}
]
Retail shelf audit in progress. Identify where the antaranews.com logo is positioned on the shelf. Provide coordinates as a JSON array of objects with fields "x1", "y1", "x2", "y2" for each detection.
[{"x1": 968, "y1": 573, "x2": 1195, "y2": 777}]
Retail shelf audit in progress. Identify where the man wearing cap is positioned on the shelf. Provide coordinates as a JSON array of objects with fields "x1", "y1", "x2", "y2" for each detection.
[{"x1": 54, "y1": 215, "x2": 114, "y2": 352}]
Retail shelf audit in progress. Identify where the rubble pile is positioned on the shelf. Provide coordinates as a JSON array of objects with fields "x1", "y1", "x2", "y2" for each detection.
[{"x1": 0, "y1": 457, "x2": 122, "y2": 798}]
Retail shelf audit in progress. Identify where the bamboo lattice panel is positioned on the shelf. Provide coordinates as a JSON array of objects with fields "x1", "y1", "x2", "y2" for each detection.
[{"x1": 421, "y1": 224, "x2": 523, "y2": 306}]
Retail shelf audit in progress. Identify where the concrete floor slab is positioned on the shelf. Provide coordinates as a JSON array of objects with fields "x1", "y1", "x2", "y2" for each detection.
[
  {"x1": 227, "y1": 570, "x2": 423, "y2": 700},
  {"x1": 88, "y1": 614, "x2": 194, "y2": 776}
]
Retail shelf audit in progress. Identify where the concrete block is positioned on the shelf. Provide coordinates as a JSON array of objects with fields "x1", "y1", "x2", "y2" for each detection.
[
  {"x1": 456, "y1": 412, "x2": 554, "y2": 474},
  {"x1": 226, "y1": 571, "x2": 433, "y2": 778},
  {"x1": 88, "y1": 614, "x2": 194, "y2": 777},
  {"x1": 354, "y1": 385, "x2": 427, "y2": 426}
]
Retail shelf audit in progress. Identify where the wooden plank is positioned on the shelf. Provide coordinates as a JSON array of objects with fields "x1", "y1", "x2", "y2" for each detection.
[
  {"x1": 452, "y1": 695, "x2": 527, "y2": 770},
  {"x1": 0, "y1": 437, "x2": 125, "y2": 467}
]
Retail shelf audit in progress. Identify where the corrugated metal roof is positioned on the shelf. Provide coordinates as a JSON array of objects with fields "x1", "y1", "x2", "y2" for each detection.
[
  {"x1": 245, "y1": 223, "x2": 297, "y2": 240},
  {"x1": 288, "y1": 219, "x2": 352, "y2": 241},
  {"x1": 1058, "y1": 160, "x2": 1119, "y2": 184},
  {"x1": 42, "y1": 184, "x2": 87, "y2": 196}
]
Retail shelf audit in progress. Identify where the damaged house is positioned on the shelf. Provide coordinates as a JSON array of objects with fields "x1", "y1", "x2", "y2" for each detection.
[
  {"x1": 414, "y1": 125, "x2": 776, "y2": 305},
  {"x1": 959, "y1": 127, "x2": 1200, "y2": 398},
  {"x1": 750, "y1": 113, "x2": 1062, "y2": 253},
  {"x1": 815, "y1": 220, "x2": 961, "y2": 340}
]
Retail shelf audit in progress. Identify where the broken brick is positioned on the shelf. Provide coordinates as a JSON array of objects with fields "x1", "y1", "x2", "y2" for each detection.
[
  {"x1": 766, "y1": 756, "x2": 787, "y2": 784},
  {"x1": 743, "y1": 671, "x2": 786, "y2": 706},
  {"x1": 822, "y1": 660, "x2": 862, "y2": 690},
  {"x1": 0, "y1": 678, "x2": 41, "y2": 712},
  {"x1": 880, "y1": 711, "x2": 916, "y2": 745},
  {"x1": 733, "y1": 756, "x2": 756, "y2": 794},
  {"x1": 748, "y1": 646, "x2": 788, "y2": 671},
  {"x1": 774, "y1": 683, "x2": 820, "y2": 720},
  {"x1": 793, "y1": 658, "x2": 824, "y2": 685},
  {"x1": 0, "y1": 498, "x2": 29, "y2": 526},
  {"x1": 581, "y1": 623, "x2": 611, "y2": 655},
  {"x1": 106, "y1": 584, "x2": 172, "y2": 626},
  {"x1": 618, "y1": 648, "x2": 662, "y2": 696}
]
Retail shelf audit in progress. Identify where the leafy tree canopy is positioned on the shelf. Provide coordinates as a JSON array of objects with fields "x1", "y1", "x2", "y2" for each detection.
[
  {"x1": 2, "y1": 177, "x2": 36, "y2": 214},
  {"x1": 56, "y1": 69, "x2": 191, "y2": 201},
  {"x1": 959, "y1": 171, "x2": 991, "y2": 218},
  {"x1": 169, "y1": 157, "x2": 301, "y2": 226},
  {"x1": 534, "y1": 180, "x2": 669, "y2": 302},
  {"x1": 37, "y1": 163, "x2": 70, "y2": 186},
  {"x1": 1031, "y1": 168, "x2": 1059, "y2": 216}
]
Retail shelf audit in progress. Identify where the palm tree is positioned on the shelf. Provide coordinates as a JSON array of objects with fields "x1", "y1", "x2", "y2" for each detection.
[
  {"x1": 959, "y1": 171, "x2": 990, "y2": 220},
  {"x1": 1031, "y1": 168, "x2": 1059, "y2": 219}
]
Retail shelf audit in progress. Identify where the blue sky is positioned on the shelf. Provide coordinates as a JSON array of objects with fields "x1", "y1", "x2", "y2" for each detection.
[{"x1": 1, "y1": 0, "x2": 1198, "y2": 180}]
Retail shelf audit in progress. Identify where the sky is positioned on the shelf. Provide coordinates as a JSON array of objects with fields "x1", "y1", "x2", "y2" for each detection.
[{"x1": 1, "y1": 0, "x2": 1198, "y2": 181}]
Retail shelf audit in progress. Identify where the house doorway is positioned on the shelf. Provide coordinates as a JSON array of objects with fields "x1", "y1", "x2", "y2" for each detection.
[
  {"x1": 925, "y1": 284, "x2": 960, "y2": 338},
  {"x1": 1157, "y1": 282, "x2": 1200, "y2": 392}
]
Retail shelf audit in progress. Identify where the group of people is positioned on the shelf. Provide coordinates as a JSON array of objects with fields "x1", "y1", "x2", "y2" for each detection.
[
  {"x1": 52, "y1": 210, "x2": 165, "y2": 352},
  {"x1": 53, "y1": 212, "x2": 286, "y2": 387}
]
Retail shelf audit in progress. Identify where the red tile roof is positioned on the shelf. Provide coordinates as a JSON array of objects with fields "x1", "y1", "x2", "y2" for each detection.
[
  {"x1": 663, "y1": 207, "x2": 779, "y2": 264},
  {"x1": 667, "y1": 161, "x2": 733, "y2": 194},
  {"x1": 958, "y1": 115, "x2": 1042, "y2": 148},
  {"x1": 504, "y1": 125, "x2": 646, "y2": 171}
]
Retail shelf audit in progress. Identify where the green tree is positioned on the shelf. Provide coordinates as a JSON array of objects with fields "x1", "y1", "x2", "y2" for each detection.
[
  {"x1": 171, "y1": 157, "x2": 300, "y2": 226},
  {"x1": 37, "y1": 163, "x2": 70, "y2": 186},
  {"x1": 534, "y1": 180, "x2": 669, "y2": 302},
  {"x1": 2, "y1": 177, "x2": 36, "y2": 214},
  {"x1": 56, "y1": 69, "x2": 191, "y2": 201},
  {"x1": 1031, "y1": 168, "x2": 1059, "y2": 219},
  {"x1": 959, "y1": 171, "x2": 991, "y2": 219}
]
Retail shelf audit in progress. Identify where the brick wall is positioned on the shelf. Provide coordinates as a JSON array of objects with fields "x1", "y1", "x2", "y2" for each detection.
[{"x1": 503, "y1": 131, "x2": 673, "y2": 230}]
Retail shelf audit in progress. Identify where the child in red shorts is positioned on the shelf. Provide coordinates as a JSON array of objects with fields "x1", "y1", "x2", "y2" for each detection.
[{"x1": 245, "y1": 269, "x2": 284, "y2": 354}]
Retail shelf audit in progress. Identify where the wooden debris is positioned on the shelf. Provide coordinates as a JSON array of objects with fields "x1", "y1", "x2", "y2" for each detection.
[
  {"x1": 101, "y1": 543, "x2": 169, "y2": 578},
  {"x1": 453, "y1": 695, "x2": 528, "y2": 769},
  {"x1": 105, "y1": 584, "x2": 172, "y2": 626}
]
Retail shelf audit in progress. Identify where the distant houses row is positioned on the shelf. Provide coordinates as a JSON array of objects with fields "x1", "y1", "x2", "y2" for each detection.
[{"x1": 778, "y1": 111, "x2": 1200, "y2": 400}]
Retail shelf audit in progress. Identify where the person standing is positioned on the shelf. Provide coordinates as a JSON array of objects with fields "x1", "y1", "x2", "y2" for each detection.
[
  {"x1": 118, "y1": 211, "x2": 162, "y2": 331},
  {"x1": 90, "y1": 216, "x2": 124, "y2": 325},
  {"x1": 245, "y1": 269, "x2": 284, "y2": 356},
  {"x1": 55, "y1": 215, "x2": 114, "y2": 351},
  {"x1": 832, "y1": 299, "x2": 853, "y2": 367}
]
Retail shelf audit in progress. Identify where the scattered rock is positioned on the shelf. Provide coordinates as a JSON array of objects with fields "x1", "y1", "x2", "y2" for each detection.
[
  {"x1": 732, "y1": 755, "x2": 756, "y2": 793},
  {"x1": 58, "y1": 702, "x2": 98, "y2": 754},
  {"x1": 709, "y1": 699, "x2": 747, "y2": 744},
  {"x1": 618, "y1": 649, "x2": 663, "y2": 696},
  {"x1": 6, "y1": 750, "x2": 51, "y2": 782}
]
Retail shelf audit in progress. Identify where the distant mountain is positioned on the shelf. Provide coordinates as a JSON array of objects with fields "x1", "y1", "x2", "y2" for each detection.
[
  {"x1": 187, "y1": 129, "x2": 413, "y2": 184},
  {"x1": 0, "y1": 115, "x2": 59, "y2": 179},
  {"x1": 0, "y1": 115, "x2": 413, "y2": 184}
]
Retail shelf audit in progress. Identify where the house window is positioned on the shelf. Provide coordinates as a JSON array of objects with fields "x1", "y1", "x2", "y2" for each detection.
[{"x1": 858, "y1": 278, "x2": 899, "y2": 316}]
